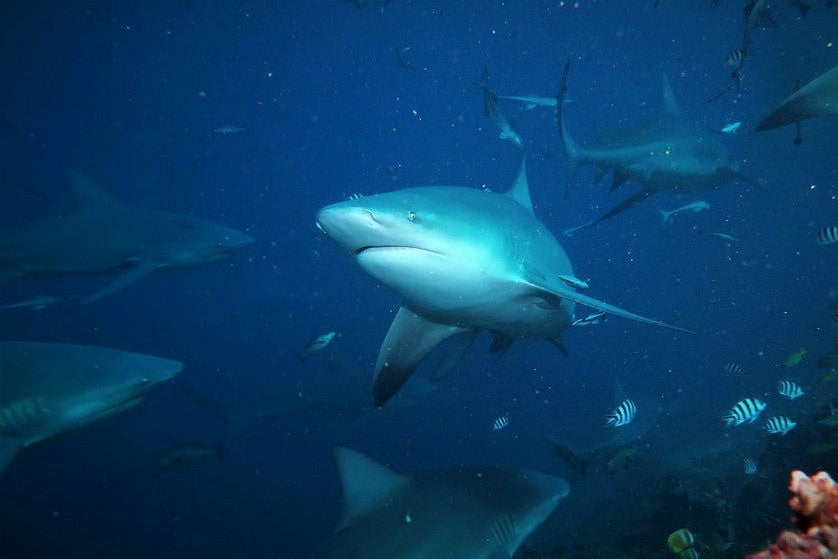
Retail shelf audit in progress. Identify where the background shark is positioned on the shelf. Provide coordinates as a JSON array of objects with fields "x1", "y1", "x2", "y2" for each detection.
[
  {"x1": 0, "y1": 172, "x2": 253, "y2": 303},
  {"x1": 557, "y1": 62, "x2": 758, "y2": 231},
  {"x1": 0, "y1": 341, "x2": 183, "y2": 476},
  {"x1": 313, "y1": 447, "x2": 570, "y2": 558},
  {"x1": 316, "y1": 161, "x2": 688, "y2": 406},
  {"x1": 756, "y1": 64, "x2": 838, "y2": 131}
]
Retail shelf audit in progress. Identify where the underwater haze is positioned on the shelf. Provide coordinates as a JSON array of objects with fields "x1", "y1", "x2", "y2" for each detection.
[{"x1": 0, "y1": 1, "x2": 836, "y2": 558}]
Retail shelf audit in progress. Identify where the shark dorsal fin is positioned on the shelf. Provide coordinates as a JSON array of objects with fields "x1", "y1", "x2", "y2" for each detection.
[
  {"x1": 505, "y1": 159, "x2": 533, "y2": 212},
  {"x1": 662, "y1": 76, "x2": 680, "y2": 117},
  {"x1": 66, "y1": 171, "x2": 124, "y2": 214},
  {"x1": 335, "y1": 447, "x2": 410, "y2": 529}
]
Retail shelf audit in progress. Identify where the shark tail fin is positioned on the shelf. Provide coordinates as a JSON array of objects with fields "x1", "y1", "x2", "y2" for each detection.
[
  {"x1": 659, "y1": 209, "x2": 671, "y2": 224},
  {"x1": 557, "y1": 60, "x2": 580, "y2": 198}
]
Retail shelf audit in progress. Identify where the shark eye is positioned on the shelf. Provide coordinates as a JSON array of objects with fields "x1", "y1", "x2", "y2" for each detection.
[{"x1": 407, "y1": 211, "x2": 417, "y2": 222}]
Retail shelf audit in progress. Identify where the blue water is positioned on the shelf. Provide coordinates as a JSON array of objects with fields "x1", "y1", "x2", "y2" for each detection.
[{"x1": 0, "y1": 1, "x2": 836, "y2": 558}]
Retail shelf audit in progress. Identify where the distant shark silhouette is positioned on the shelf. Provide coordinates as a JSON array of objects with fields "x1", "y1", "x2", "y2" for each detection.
[
  {"x1": 756, "y1": 64, "x2": 838, "y2": 131},
  {"x1": 0, "y1": 172, "x2": 253, "y2": 302},
  {"x1": 557, "y1": 61, "x2": 758, "y2": 234},
  {"x1": 0, "y1": 341, "x2": 182, "y2": 476},
  {"x1": 316, "y1": 160, "x2": 689, "y2": 406},
  {"x1": 313, "y1": 447, "x2": 570, "y2": 558}
]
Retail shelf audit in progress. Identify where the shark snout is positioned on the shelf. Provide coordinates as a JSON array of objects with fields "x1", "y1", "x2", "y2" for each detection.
[{"x1": 316, "y1": 204, "x2": 387, "y2": 252}]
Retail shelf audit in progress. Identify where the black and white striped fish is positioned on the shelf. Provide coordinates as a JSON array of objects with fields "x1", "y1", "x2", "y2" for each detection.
[
  {"x1": 724, "y1": 362, "x2": 744, "y2": 375},
  {"x1": 816, "y1": 226, "x2": 837, "y2": 245},
  {"x1": 744, "y1": 458, "x2": 758, "y2": 475},
  {"x1": 778, "y1": 380, "x2": 804, "y2": 400},
  {"x1": 723, "y1": 398, "x2": 766, "y2": 426},
  {"x1": 725, "y1": 49, "x2": 744, "y2": 66},
  {"x1": 605, "y1": 399, "x2": 636, "y2": 427},
  {"x1": 765, "y1": 416, "x2": 796, "y2": 435},
  {"x1": 492, "y1": 415, "x2": 510, "y2": 431}
]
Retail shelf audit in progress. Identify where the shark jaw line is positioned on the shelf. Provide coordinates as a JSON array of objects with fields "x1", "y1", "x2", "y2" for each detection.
[{"x1": 353, "y1": 245, "x2": 443, "y2": 256}]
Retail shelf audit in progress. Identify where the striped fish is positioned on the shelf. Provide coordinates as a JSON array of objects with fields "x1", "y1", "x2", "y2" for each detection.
[
  {"x1": 816, "y1": 226, "x2": 837, "y2": 245},
  {"x1": 744, "y1": 457, "x2": 758, "y2": 475},
  {"x1": 605, "y1": 399, "x2": 636, "y2": 427},
  {"x1": 778, "y1": 380, "x2": 804, "y2": 400},
  {"x1": 765, "y1": 416, "x2": 796, "y2": 435},
  {"x1": 725, "y1": 49, "x2": 743, "y2": 66},
  {"x1": 492, "y1": 415, "x2": 509, "y2": 431},
  {"x1": 724, "y1": 362, "x2": 744, "y2": 375},
  {"x1": 723, "y1": 398, "x2": 766, "y2": 426}
]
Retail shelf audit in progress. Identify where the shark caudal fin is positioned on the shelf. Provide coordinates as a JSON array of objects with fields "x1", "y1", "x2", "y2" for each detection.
[{"x1": 557, "y1": 60, "x2": 580, "y2": 198}]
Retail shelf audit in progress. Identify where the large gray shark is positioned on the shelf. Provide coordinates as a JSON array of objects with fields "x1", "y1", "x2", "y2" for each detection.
[
  {"x1": 313, "y1": 447, "x2": 570, "y2": 558},
  {"x1": 756, "y1": 64, "x2": 838, "y2": 131},
  {"x1": 0, "y1": 172, "x2": 253, "y2": 302},
  {"x1": 557, "y1": 62, "x2": 757, "y2": 233},
  {"x1": 0, "y1": 341, "x2": 183, "y2": 475},
  {"x1": 316, "y1": 161, "x2": 689, "y2": 406}
]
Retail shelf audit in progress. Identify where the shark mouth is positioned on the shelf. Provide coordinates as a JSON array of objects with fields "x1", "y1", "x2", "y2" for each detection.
[{"x1": 354, "y1": 246, "x2": 441, "y2": 256}]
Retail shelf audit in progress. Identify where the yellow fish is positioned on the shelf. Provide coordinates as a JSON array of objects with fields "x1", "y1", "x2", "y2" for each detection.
[
  {"x1": 667, "y1": 529, "x2": 696, "y2": 553},
  {"x1": 785, "y1": 348, "x2": 807, "y2": 368},
  {"x1": 681, "y1": 549, "x2": 700, "y2": 559}
]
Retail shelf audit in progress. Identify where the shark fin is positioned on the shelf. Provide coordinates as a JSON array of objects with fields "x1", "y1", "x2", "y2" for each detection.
[
  {"x1": 523, "y1": 277, "x2": 692, "y2": 333},
  {"x1": 552, "y1": 336, "x2": 569, "y2": 355},
  {"x1": 557, "y1": 60, "x2": 580, "y2": 198},
  {"x1": 596, "y1": 188, "x2": 655, "y2": 223},
  {"x1": 66, "y1": 171, "x2": 124, "y2": 214},
  {"x1": 334, "y1": 447, "x2": 409, "y2": 530},
  {"x1": 373, "y1": 306, "x2": 467, "y2": 406},
  {"x1": 0, "y1": 438, "x2": 23, "y2": 476},
  {"x1": 490, "y1": 333, "x2": 516, "y2": 355},
  {"x1": 81, "y1": 260, "x2": 158, "y2": 304},
  {"x1": 505, "y1": 158, "x2": 533, "y2": 212},
  {"x1": 609, "y1": 171, "x2": 630, "y2": 192},
  {"x1": 428, "y1": 330, "x2": 478, "y2": 381},
  {"x1": 662, "y1": 76, "x2": 680, "y2": 117}
]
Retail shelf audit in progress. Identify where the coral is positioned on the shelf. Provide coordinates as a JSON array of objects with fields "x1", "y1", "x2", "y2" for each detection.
[{"x1": 746, "y1": 471, "x2": 838, "y2": 559}]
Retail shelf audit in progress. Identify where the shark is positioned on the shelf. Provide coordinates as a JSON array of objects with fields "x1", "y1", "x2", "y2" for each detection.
[
  {"x1": 0, "y1": 172, "x2": 253, "y2": 302},
  {"x1": 313, "y1": 447, "x2": 570, "y2": 558},
  {"x1": 756, "y1": 64, "x2": 838, "y2": 131},
  {"x1": 316, "y1": 160, "x2": 689, "y2": 406},
  {"x1": 478, "y1": 72, "x2": 524, "y2": 148},
  {"x1": 0, "y1": 341, "x2": 183, "y2": 476},
  {"x1": 497, "y1": 94, "x2": 558, "y2": 110},
  {"x1": 557, "y1": 61, "x2": 758, "y2": 234}
]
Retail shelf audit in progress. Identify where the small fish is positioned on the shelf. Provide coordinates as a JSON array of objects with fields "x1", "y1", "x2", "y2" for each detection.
[
  {"x1": 571, "y1": 311, "x2": 607, "y2": 327},
  {"x1": 709, "y1": 232, "x2": 738, "y2": 242},
  {"x1": 720, "y1": 121, "x2": 742, "y2": 133},
  {"x1": 744, "y1": 457, "x2": 758, "y2": 475},
  {"x1": 785, "y1": 348, "x2": 807, "y2": 368},
  {"x1": 725, "y1": 49, "x2": 744, "y2": 66},
  {"x1": 778, "y1": 380, "x2": 804, "y2": 400},
  {"x1": 492, "y1": 415, "x2": 510, "y2": 431},
  {"x1": 605, "y1": 399, "x2": 636, "y2": 427},
  {"x1": 0, "y1": 295, "x2": 62, "y2": 311},
  {"x1": 681, "y1": 549, "x2": 700, "y2": 559},
  {"x1": 816, "y1": 226, "x2": 838, "y2": 245},
  {"x1": 558, "y1": 275, "x2": 589, "y2": 290},
  {"x1": 299, "y1": 332, "x2": 336, "y2": 362},
  {"x1": 658, "y1": 201, "x2": 710, "y2": 224},
  {"x1": 214, "y1": 125, "x2": 244, "y2": 135},
  {"x1": 156, "y1": 442, "x2": 226, "y2": 468},
  {"x1": 667, "y1": 529, "x2": 696, "y2": 554},
  {"x1": 764, "y1": 416, "x2": 796, "y2": 435},
  {"x1": 723, "y1": 398, "x2": 767, "y2": 426},
  {"x1": 724, "y1": 362, "x2": 744, "y2": 376}
]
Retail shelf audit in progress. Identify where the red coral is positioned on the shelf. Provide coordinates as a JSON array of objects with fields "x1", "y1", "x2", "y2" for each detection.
[{"x1": 746, "y1": 471, "x2": 838, "y2": 559}]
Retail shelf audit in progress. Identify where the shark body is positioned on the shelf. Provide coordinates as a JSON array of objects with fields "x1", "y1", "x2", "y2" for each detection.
[
  {"x1": 0, "y1": 341, "x2": 183, "y2": 475},
  {"x1": 756, "y1": 64, "x2": 838, "y2": 131},
  {"x1": 557, "y1": 62, "x2": 756, "y2": 233},
  {"x1": 0, "y1": 173, "x2": 253, "y2": 302},
  {"x1": 316, "y1": 161, "x2": 688, "y2": 406},
  {"x1": 313, "y1": 447, "x2": 570, "y2": 559},
  {"x1": 497, "y1": 94, "x2": 558, "y2": 110}
]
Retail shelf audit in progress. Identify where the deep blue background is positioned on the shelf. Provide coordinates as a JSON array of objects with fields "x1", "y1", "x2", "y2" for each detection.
[{"x1": 0, "y1": 1, "x2": 835, "y2": 558}]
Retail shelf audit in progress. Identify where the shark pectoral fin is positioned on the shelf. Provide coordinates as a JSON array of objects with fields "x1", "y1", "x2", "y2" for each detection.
[
  {"x1": 428, "y1": 330, "x2": 478, "y2": 381},
  {"x1": 551, "y1": 335, "x2": 569, "y2": 355},
  {"x1": 490, "y1": 333, "x2": 516, "y2": 355},
  {"x1": 81, "y1": 260, "x2": 158, "y2": 304},
  {"x1": 373, "y1": 306, "x2": 467, "y2": 406},
  {"x1": 596, "y1": 188, "x2": 655, "y2": 223},
  {"x1": 333, "y1": 447, "x2": 410, "y2": 530},
  {"x1": 0, "y1": 438, "x2": 23, "y2": 476},
  {"x1": 525, "y1": 280, "x2": 693, "y2": 334},
  {"x1": 608, "y1": 171, "x2": 630, "y2": 192}
]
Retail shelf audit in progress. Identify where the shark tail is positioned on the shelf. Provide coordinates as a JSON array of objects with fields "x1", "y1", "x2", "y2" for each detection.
[{"x1": 557, "y1": 60, "x2": 580, "y2": 197}]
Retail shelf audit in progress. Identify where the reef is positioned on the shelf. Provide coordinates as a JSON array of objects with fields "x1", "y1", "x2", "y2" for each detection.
[{"x1": 746, "y1": 471, "x2": 837, "y2": 559}]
